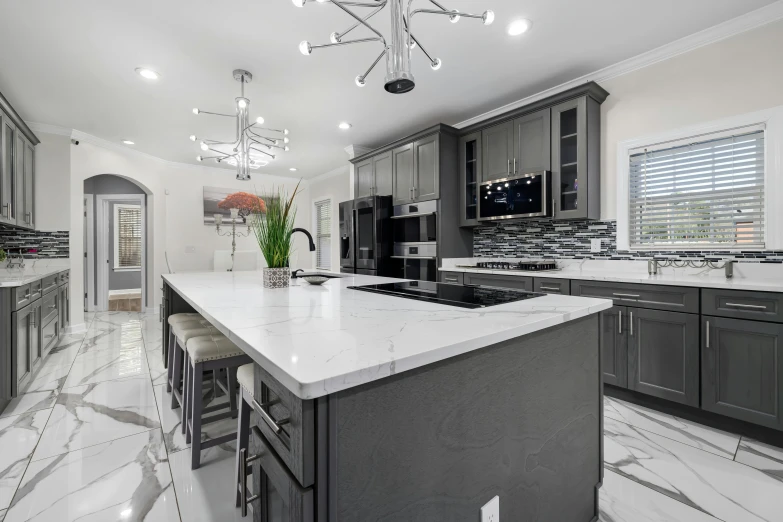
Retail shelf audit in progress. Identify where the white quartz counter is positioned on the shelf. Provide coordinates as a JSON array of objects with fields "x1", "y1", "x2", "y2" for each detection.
[
  {"x1": 162, "y1": 271, "x2": 611, "y2": 400},
  {"x1": 441, "y1": 258, "x2": 783, "y2": 293},
  {"x1": 0, "y1": 265, "x2": 69, "y2": 287}
]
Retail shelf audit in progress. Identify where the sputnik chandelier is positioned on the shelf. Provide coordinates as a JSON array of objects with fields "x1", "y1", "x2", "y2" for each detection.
[
  {"x1": 190, "y1": 70, "x2": 290, "y2": 180},
  {"x1": 293, "y1": 0, "x2": 494, "y2": 94}
]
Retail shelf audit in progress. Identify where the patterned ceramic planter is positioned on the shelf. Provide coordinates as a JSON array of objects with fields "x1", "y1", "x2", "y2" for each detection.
[{"x1": 263, "y1": 267, "x2": 290, "y2": 289}]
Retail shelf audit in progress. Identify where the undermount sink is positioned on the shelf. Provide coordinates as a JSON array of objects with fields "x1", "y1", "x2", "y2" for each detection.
[{"x1": 292, "y1": 272, "x2": 343, "y2": 279}]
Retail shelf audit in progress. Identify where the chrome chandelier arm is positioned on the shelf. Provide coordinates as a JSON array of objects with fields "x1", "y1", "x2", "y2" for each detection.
[
  {"x1": 410, "y1": 8, "x2": 489, "y2": 22},
  {"x1": 402, "y1": 17, "x2": 435, "y2": 65},
  {"x1": 356, "y1": 47, "x2": 388, "y2": 86},
  {"x1": 194, "y1": 109, "x2": 236, "y2": 118},
  {"x1": 331, "y1": 1, "x2": 387, "y2": 46},
  {"x1": 310, "y1": 36, "x2": 383, "y2": 53},
  {"x1": 249, "y1": 146, "x2": 275, "y2": 159},
  {"x1": 331, "y1": 1, "x2": 386, "y2": 43}
]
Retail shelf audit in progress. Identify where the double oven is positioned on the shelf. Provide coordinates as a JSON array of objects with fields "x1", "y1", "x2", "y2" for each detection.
[
  {"x1": 390, "y1": 200, "x2": 438, "y2": 282},
  {"x1": 338, "y1": 196, "x2": 392, "y2": 276}
]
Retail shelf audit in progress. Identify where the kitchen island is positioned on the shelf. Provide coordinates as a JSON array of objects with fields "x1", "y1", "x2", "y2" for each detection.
[{"x1": 162, "y1": 271, "x2": 612, "y2": 522}]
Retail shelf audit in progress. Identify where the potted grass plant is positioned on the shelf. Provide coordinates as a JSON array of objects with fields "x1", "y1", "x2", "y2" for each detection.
[{"x1": 250, "y1": 182, "x2": 302, "y2": 288}]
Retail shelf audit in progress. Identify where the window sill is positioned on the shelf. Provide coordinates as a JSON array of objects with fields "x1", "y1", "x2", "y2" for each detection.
[{"x1": 113, "y1": 267, "x2": 141, "y2": 272}]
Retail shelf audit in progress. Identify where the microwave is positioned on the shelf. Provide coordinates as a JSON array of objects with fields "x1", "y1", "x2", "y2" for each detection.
[{"x1": 478, "y1": 171, "x2": 551, "y2": 221}]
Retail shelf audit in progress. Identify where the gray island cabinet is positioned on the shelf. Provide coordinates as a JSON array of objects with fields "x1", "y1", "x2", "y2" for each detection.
[{"x1": 162, "y1": 271, "x2": 612, "y2": 522}]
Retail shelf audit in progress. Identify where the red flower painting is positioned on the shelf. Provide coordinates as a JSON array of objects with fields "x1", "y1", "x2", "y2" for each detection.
[{"x1": 217, "y1": 192, "x2": 267, "y2": 218}]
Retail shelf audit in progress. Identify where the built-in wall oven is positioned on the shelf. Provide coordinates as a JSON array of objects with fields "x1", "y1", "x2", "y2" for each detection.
[
  {"x1": 478, "y1": 171, "x2": 551, "y2": 221},
  {"x1": 353, "y1": 195, "x2": 392, "y2": 276},
  {"x1": 390, "y1": 200, "x2": 438, "y2": 282}
]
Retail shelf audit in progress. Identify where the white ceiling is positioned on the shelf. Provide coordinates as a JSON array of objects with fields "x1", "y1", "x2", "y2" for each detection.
[{"x1": 0, "y1": 0, "x2": 775, "y2": 178}]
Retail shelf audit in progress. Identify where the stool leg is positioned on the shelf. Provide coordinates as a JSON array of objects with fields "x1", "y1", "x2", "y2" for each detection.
[
  {"x1": 183, "y1": 351, "x2": 191, "y2": 438},
  {"x1": 170, "y1": 340, "x2": 183, "y2": 409},
  {"x1": 166, "y1": 329, "x2": 175, "y2": 392},
  {"x1": 191, "y1": 361, "x2": 204, "y2": 470},
  {"x1": 235, "y1": 387, "x2": 251, "y2": 508},
  {"x1": 228, "y1": 367, "x2": 239, "y2": 419}
]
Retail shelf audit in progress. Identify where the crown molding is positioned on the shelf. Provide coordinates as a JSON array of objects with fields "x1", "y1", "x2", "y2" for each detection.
[
  {"x1": 25, "y1": 122, "x2": 73, "y2": 137},
  {"x1": 308, "y1": 164, "x2": 350, "y2": 184},
  {"x1": 344, "y1": 145, "x2": 373, "y2": 160},
  {"x1": 453, "y1": 0, "x2": 783, "y2": 129}
]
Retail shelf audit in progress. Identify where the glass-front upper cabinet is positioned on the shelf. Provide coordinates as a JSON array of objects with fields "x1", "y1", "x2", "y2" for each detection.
[
  {"x1": 459, "y1": 132, "x2": 481, "y2": 227},
  {"x1": 551, "y1": 96, "x2": 600, "y2": 220}
]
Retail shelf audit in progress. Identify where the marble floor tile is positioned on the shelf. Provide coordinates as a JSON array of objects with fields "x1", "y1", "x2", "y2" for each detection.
[
  {"x1": 0, "y1": 410, "x2": 51, "y2": 510},
  {"x1": 604, "y1": 416, "x2": 783, "y2": 522},
  {"x1": 47, "y1": 335, "x2": 85, "y2": 358},
  {"x1": 33, "y1": 377, "x2": 160, "y2": 461},
  {"x1": 604, "y1": 396, "x2": 740, "y2": 458},
  {"x1": 78, "y1": 333, "x2": 145, "y2": 358},
  {"x1": 147, "y1": 351, "x2": 168, "y2": 386},
  {"x1": 0, "y1": 508, "x2": 5, "y2": 521},
  {"x1": 5, "y1": 429, "x2": 180, "y2": 522},
  {"x1": 599, "y1": 468, "x2": 720, "y2": 522},
  {"x1": 735, "y1": 439, "x2": 783, "y2": 483},
  {"x1": 62, "y1": 346, "x2": 149, "y2": 389},
  {"x1": 23, "y1": 351, "x2": 77, "y2": 393},
  {"x1": 0, "y1": 391, "x2": 58, "y2": 420},
  {"x1": 153, "y1": 384, "x2": 236, "y2": 454},
  {"x1": 169, "y1": 443, "x2": 250, "y2": 522}
]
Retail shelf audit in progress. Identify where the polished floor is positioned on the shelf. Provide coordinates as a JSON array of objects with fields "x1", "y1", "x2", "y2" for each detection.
[{"x1": 0, "y1": 311, "x2": 781, "y2": 521}]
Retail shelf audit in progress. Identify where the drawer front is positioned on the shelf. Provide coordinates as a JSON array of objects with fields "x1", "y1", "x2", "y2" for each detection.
[
  {"x1": 13, "y1": 285, "x2": 32, "y2": 310},
  {"x1": 42, "y1": 275, "x2": 59, "y2": 295},
  {"x1": 41, "y1": 317, "x2": 59, "y2": 357},
  {"x1": 571, "y1": 280, "x2": 699, "y2": 313},
  {"x1": 59, "y1": 270, "x2": 70, "y2": 285},
  {"x1": 29, "y1": 279, "x2": 43, "y2": 301},
  {"x1": 463, "y1": 273, "x2": 533, "y2": 292},
  {"x1": 42, "y1": 291, "x2": 58, "y2": 326},
  {"x1": 253, "y1": 364, "x2": 315, "y2": 488},
  {"x1": 534, "y1": 278, "x2": 570, "y2": 295},
  {"x1": 702, "y1": 289, "x2": 783, "y2": 323},
  {"x1": 440, "y1": 271, "x2": 464, "y2": 285}
]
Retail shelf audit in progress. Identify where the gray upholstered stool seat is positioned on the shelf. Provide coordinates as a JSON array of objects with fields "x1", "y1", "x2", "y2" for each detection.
[
  {"x1": 167, "y1": 313, "x2": 202, "y2": 326},
  {"x1": 236, "y1": 363, "x2": 254, "y2": 398},
  {"x1": 186, "y1": 334, "x2": 252, "y2": 470},
  {"x1": 166, "y1": 313, "x2": 203, "y2": 392},
  {"x1": 235, "y1": 363, "x2": 255, "y2": 516}
]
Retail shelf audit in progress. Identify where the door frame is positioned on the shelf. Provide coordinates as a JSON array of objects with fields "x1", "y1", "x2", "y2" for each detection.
[
  {"x1": 84, "y1": 196, "x2": 95, "y2": 312},
  {"x1": 95, "y1": 194, "x2": 146, "y2": 312}
]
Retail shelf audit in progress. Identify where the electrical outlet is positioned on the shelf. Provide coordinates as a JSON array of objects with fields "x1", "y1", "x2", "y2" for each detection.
[
  {"x1": 591, "y1": 238, "x2": 603, "y2": 253},
  {"x1": 481, "y1": 496, "x2": 499, "y2": 522}
]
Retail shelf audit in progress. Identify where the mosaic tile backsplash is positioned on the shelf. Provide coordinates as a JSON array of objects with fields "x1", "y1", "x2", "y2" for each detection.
[
  {"x1": 473, "y1": 219, "x2": 783, "y2": 263},
  {"x1": 0, "y1": 226, "x2": 69, "y2": 258}
]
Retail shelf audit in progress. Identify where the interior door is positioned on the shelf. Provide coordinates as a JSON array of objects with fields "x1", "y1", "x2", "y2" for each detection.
[
  {"x1": 392, "y1": 143, "x2": 414, "y2": 206},
  {"x1": 514, "y1": 108, "x2": 551, "y2": 175},
  {"x1": 373, "y1": 151, "x2": 392, "y2": 197},
  {"x1": 601, "y1": 306, "x2": 627, "y2": 388},
  {"x1": 481, "y1": 121, "x2": 514, "y2": 182},
  {"x1": 412, "y1": 134, "x2": 439, "y2": 202}
]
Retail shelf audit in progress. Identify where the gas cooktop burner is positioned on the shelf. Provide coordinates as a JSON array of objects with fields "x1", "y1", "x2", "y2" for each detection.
[{"x1": 460, "y1": 261, "x2": 560, "y2": 272}]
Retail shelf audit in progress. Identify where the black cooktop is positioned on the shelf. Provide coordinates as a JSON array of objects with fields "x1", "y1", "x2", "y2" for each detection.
[{"x1": 349, "y1": 281, "x2": 544, "y2": 309}]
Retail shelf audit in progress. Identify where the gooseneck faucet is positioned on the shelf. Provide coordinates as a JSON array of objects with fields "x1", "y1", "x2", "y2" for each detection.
[{"x1": 291, "y1": 228, "x2": 316, "y2": 252}]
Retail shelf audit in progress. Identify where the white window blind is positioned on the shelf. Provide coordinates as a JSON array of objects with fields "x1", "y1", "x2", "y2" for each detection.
[
  {"x1": 629, "y1": 128, "x2": 765, "y2": 249},
  {"x1": 115, "y1": 204, "x2": 142, "y2": 268},
  {"x1": 315, "y1": 200, "x2": 331, "y2": 269}
]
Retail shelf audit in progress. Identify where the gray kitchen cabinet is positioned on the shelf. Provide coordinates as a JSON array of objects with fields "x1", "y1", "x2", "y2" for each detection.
[
  {"x1": 702, "y1": 316, "x2": 783, "y2": 429},
  {"x1": 373, "y1": 151, "x2": 393, "y2": 197},
  {"x1": 601, "y1": 305, "x2": 628, "y2": 388},
  {"x1": 59, "y1": 283, "x2": 70, "y2": 336},
  {"x1": 355, "y1": 158, "x2": 373, "y2": 199},
  {"x1": 551, "y1": 96, "x2": 600, "y2": 220},
  {"x1": 459, "y1": 132, "x2": 480, "y2": 227},
  {"x1": 23, "y1": 138, "x2": 34, "y2": 229},
  {"x1": 481, "y1": 121, "x2": 514, "y2": 182},
  {"x1": 533, "y1": 277, "x2": 570, "y2": 295},
  {"x1": 513, "y1": 108, "x2": 551, "y2": 175},
  {"x1": 392, "y1": 143, "x2": 414, "y2": 205},
  {"x1": 440, "y1": 271, "x2": 464, "y2": 285},
  {"x1": 0, "y1": 111, "x2": 16, "y2": 226},
  {"x1": 463, "y1": 272, "x2": 533, "y2": 291},
  {"x1": 12, "y1": 300, "x2": 40, "y2": 394},
  {"x1": 627, "y1": 307, "x2": 700, "y2": 407},
  {"x1": 412, "y1": 134, "x2": 439, "y2": 202}
]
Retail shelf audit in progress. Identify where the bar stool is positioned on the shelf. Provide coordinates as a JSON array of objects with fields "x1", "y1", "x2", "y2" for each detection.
[
  {"x1": 169, "y1": 318, "x2": 219, "y2": 411},
  {"x1": 186, "y1": 333, "x2": 252, "y2": 469},
  {"x1": 235, "y1": 363, "x2": 256, "y2": 516},
  {"x1": 166, "y1": 313, "x2": 202, "y2": 392}
]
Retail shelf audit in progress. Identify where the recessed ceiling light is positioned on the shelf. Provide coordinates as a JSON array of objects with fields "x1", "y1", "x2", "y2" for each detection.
[
  {"x1": 122, "y1": 140, "x2": 135, "y2": 145},
  {"x1": 507, "y1": 19, "x2": 532, "y2": 36},
  {"x1": 339, "y1": 122, "x2": 352, "y2": 130},
  {"x1": 290, "y1": 168, "x2": 298, "y2": 172},
  {"x1": 135, "y1": 68, "x2": 159, "y2": 80}
]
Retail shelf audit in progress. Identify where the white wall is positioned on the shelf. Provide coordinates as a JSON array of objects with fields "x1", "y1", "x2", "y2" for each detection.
[
  {"x1": 599, "y1": 19, "x2": 783, "y2": 219},
  {"x1": 33, "y1": 132, "x2": 70, "y2": 231},
  {"x1": 309, "y1": 165, "x2": 351, "y2": 272}
]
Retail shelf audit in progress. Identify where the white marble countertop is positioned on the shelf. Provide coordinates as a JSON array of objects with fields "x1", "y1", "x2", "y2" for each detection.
[
  {"x1": 162, "y1": 271, "x2": 612, "y2": 400},
  {"x1": 441, "y1": 258, "x2": 783, "y2": 293},
  {"x1": 0, "y1": 265, "x2": 69, "y2": 288}
]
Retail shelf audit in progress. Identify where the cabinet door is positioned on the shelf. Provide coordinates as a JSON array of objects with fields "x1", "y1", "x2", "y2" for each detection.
[
  {"x1": 24, "y1": 140, "x2": 34, "y2": 229},
  {"x1": 13, "y1": 307, "x2": 32, "y2": 392},
  {"x1": 551, "y1": 97, "x2": 587, "y2": 219},
  {"x1": 481, "y1": 121, "x2": 514, "y2": 182},
  {"x1": 702, "y1": 316, "x2": 783, "y2": 429},
  {"x1": 459, "y1": 132, "x2": 480, "y2": 227},
  {"x1": 373, "y1": 151, "x2": 393, "y2": 197},
  {"x1": 15, "y1": 133, "x2": 26, "y2": 227},
  {"x1": 513, "y1": 108, "x2": 550, "y2": 175},
  {"x1": 1, "y1": 114, "x2": 16, "y2": 225},
  {"x1": 463, "y1": 272, "x2": 533, "y2": 291},
  {"x1": 60, "y1": 284, "x2": 71, "y2": 333},
  {"x1": 601, "y1": 306, "x2": 628, "y2": 388},
  {"x1": 30, "y1": 300, "x2": 42, "y2": 368},
  {"x1": 392, "y1": 143, "x2": 414, "y2": 206},
  {"x1": 355, "y1": 158, "x2": 374, "y2": 199},
  {"x1": 412, "y1": 134, "x2": 439, "y2": 202},
  {"x1": 627, "y1": 308, "x2": 699, "y2": 407}
]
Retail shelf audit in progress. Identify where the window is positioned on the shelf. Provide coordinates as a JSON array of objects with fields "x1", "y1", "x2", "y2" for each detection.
[
  {"x1": 628, "y1": 126, "x2": 765, "y2": 249},
  {"x1": 114, "y1": 204, "x2": 142, "y2": 269},
  {"x1": 314, "y1": 199, "x2": 331, "y2": 270}
]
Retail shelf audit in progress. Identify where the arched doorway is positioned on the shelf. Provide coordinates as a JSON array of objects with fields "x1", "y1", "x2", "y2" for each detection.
[{"x1": 83, "y1": 174, "x2": 151, "y2": 312}]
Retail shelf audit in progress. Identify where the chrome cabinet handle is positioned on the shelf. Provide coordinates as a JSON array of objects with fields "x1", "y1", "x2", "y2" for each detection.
[
  {"x1": 725, "y1": 302, "x2": 767, "y2": 310},
  {"x1": 251, "y1": 398, "x2": 290, "y2": 434},
  {"x1": 630, "y1": 311, "x2": 634, "y2": 336},
  {"x1": 48, "y1": 304, "x2": 57, "y2": 309},
  {"x1": 444, "y1": 277, "x2": 458, "y2": 282},
  {"x1": 507, "y1": 159, "x2": 511, "y2": 175},
  {"x1": 618, "y1": 309, "x2": 622, "y2": 334},
  {"x1": 514, "y1": 158, "x2": 517, "y2": 174},
  {"x1": 613, "y1": 293, "x2": 640, "y2": 299},
  {"x1": 706, "y1": 321, "x2": 710, "y2": 348},
  {"x1": 540, "y1": 286, "x2": 560, "y2": 292}
]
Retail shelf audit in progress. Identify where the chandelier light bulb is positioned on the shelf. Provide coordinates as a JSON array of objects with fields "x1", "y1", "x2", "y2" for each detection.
[
  {"x1": 330, "y1": 32, "x2": 340, "y2": 44},
  {"x1": 408, "y1": 39, "x2": 417, "y2": 50},
  {"x1": 189, "y1": 135, "x2": 197, "y2": 141},
  {"x1": 430, "y1": 58, "x2": 442, "y2": 71},
  {"x1": 192, "y1": 108, "x2": 200, "y2": 115},
  {"x1": 449, "y1": 10, "x2": 460, "y2": 23},
  {"x1": 256, "y1": 116, "x2": 265, "y2": 125},
  {"x1": 284, "y1": 146, "x2": 290, "y2": 152},
  {"x1": 196, "y1": 156, "x2": 203, "y2": 162},
  {"x1": 291, "y1": 0, "x2": 306, "y2": 6},
  {"x1": 299, "y1": 41, "x2": 313, "y2": 56},
  {"x1": 200, "y1": 142, "x2": 209, "y2": 151},
  {"x1": 284, "y1": 129, "x2": 289, "y2": 135},
  {"x1": 483, "y1": 10, "x2": 495, "y2": 25},
  {"x1": 283, "y1": 137, "x2": 290, "y2": 144},
  {"x1": 355, "y1": 75, "x2": 366, "y2": 88},
  {"x1": 237, "y1": 99, "x2": 247, "y2": 109}
]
